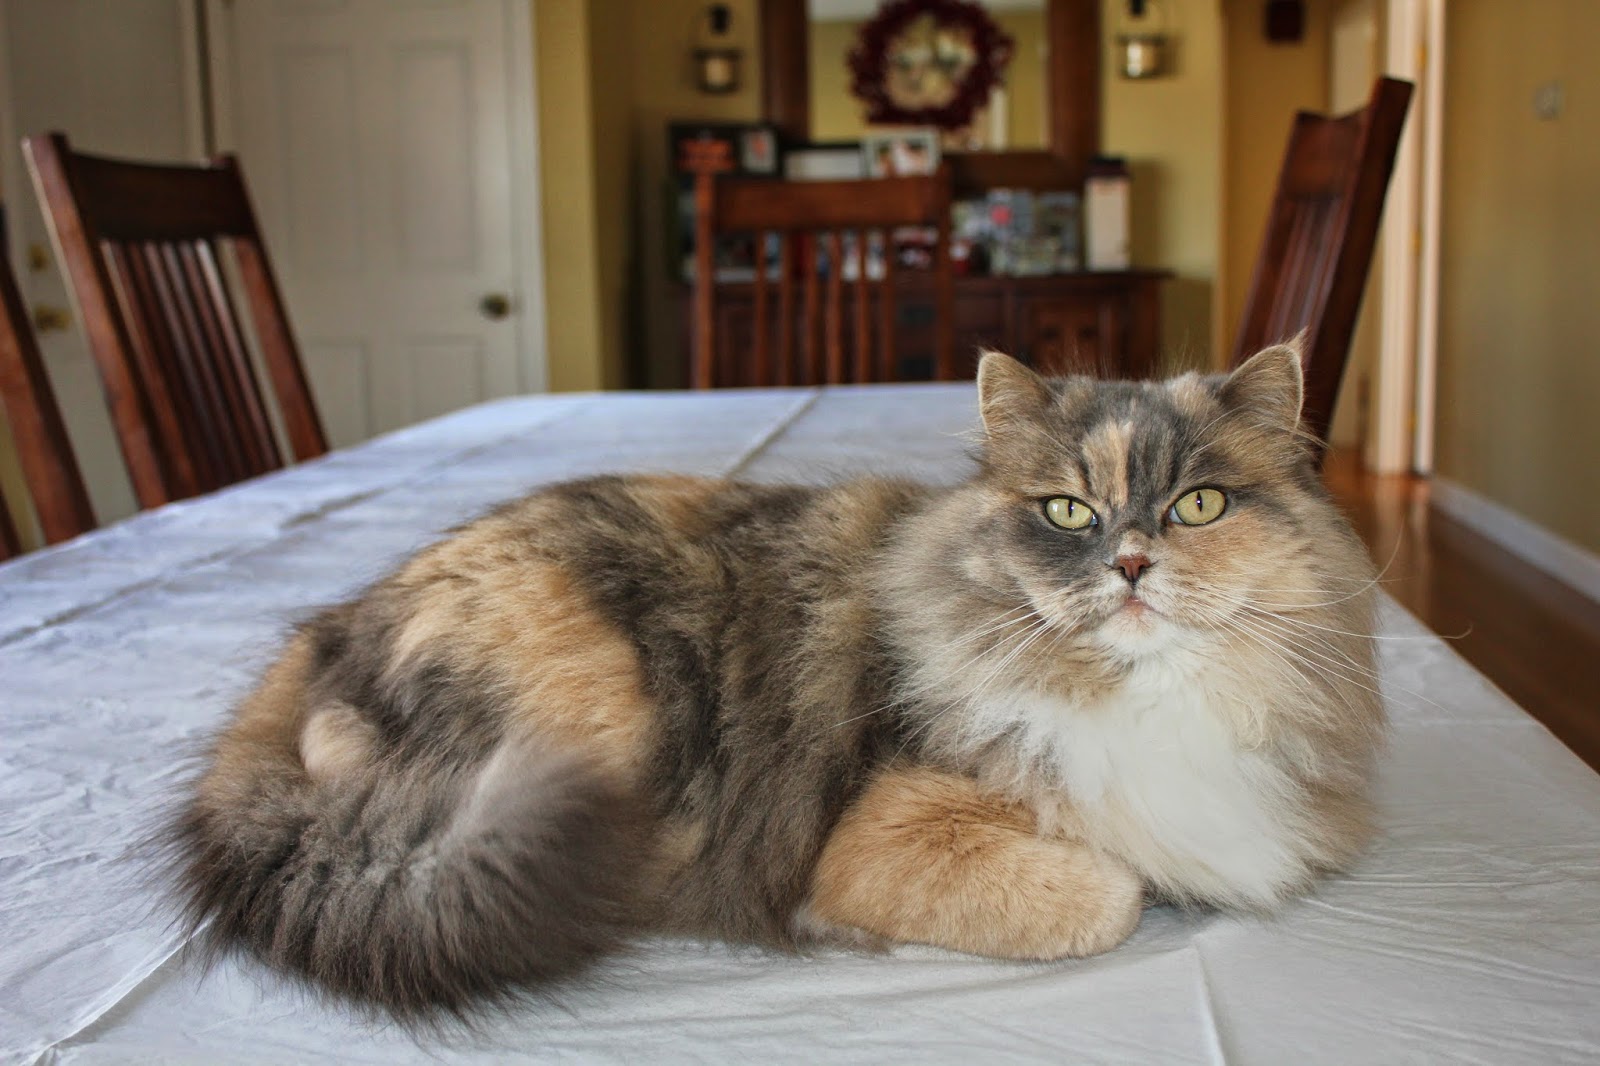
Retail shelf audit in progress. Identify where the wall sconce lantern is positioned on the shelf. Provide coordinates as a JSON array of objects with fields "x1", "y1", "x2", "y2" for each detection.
[
  {"x1": 1114, "y1": 0, "x2": 1172, "y2": 79},
  {"x1": 693, "y1": 4, "x2": 742, "y2": 95}
]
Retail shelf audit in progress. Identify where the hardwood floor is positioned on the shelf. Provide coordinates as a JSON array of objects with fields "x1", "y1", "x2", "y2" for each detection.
[{"x1": 1323, "y1": 451, "x2": 1600, "y2": 773}]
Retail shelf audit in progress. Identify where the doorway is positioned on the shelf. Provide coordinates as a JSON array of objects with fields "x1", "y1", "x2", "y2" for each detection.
[
  {"x1": 205, "y1": 0, "x2": 547, "y2": 448},
  {"x1": 0, "y1": 0, "x2": 205, "y2": 523},
  {"x1": 0, "y1": 0, "x2": 546, "y2": 529}
]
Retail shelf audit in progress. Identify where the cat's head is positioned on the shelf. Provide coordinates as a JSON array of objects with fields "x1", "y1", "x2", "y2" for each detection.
[{"x1": 962, "y1": 341, "x2": 1370, "y2": 661}]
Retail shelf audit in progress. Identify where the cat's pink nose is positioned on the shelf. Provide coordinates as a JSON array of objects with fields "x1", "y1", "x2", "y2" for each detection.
[{"x1": 1113, "y1": 554, "x2": 1152, "y2": 585}]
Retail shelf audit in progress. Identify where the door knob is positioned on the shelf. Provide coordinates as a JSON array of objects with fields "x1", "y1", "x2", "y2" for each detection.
[
  {"x1": 479, "y1": 293, "x2": 511, "y2": 320},
  {"x1": 31, "y1": 304, "x2": 71, "y2": 333}
]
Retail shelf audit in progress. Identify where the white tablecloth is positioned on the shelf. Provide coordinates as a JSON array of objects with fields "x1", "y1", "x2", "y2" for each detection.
[{"x1": 3, "y1": 386, "x2": 1598, "y2": 1065}]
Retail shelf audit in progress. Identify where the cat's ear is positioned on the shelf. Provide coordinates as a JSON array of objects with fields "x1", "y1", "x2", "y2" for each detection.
[
  {"x1": 1220, "y1": 334, "x2": 1305, "y2": 434},
  {"x1": 977, "y1": 350, "x2": 1052, "y2": 437}
]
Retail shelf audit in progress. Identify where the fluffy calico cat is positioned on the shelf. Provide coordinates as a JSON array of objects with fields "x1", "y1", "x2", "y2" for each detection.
[{"x1": 166, "y1": 342, "x2": 1384, "y2": 1020}]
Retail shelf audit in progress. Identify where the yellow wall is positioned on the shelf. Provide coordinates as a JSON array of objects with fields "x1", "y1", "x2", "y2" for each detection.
[
  {"x1": 534, "y1": 0, "x2": 603, "y2": 391},
  {"x1": 1219, "y1": 0, "x2": 1331, "y2": 370},
  {"x1": 1434, "y1": 0, "x2": 1600, "y2": 553},
  {"x1": 626, "y1": 0, "x2": 763, "y2": 388},
  {"x1": 809, "y1": 10, "x2": 1050, "y2": 150},
  {"x1": 1103, "y1": 0, "x2": 1223, "y2": 367},
  {"x1": 533, "y1": 0, "x2": 633, "y2": 392}
]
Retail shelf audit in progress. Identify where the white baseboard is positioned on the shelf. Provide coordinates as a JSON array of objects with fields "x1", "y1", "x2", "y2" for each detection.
[{"x1": 1431, "y1": 478, "x2": 1600, "y2": 606}]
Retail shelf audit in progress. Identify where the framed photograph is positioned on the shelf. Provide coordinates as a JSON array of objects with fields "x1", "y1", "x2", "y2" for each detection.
[
  {"x1": 861, "y1": 129, "x2": 941, "y2": 178},
  {"x1": 739, "y1": 127, "x2": 778, "y2": 175},
  {"x1": 666, "y1": 122, "x2": 781, "y2": 282},
  {"x1": 782, "y1": 141, "x2": 866, "y2": 182}
]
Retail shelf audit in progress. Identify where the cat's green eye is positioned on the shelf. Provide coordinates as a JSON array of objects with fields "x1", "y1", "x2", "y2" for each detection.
[
  {"x1": 1044, "y1": 496, "x2": 1097, "y2": 530},
  {"x1": 1170, "y1": 487, "x2": 1228, "y2": 526}
]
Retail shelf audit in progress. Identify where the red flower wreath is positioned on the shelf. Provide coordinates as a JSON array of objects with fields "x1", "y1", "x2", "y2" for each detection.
[{"x1": 847, "y1": 0, "x2": 1016, "y2": 130}]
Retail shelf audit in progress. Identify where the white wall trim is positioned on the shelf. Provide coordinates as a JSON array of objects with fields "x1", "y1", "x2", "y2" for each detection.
[
  {"x1": 1411, "y1": 0, "x2": 1445, "y2": 474},
  {"x1": 505, "y1": 0, "x2": 548, "y2": 394},
  {"x1": 1432, "y1": 478, "x2": 1600, "y2": 607},
  {"x1": 1370, "y1": 0, "x2": 1423, "y2": 474}
]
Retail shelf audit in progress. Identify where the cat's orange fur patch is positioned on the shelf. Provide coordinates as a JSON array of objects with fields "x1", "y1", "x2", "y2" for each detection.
[
  {"x1": 627, "y1": 475, "x2": 722, "y2": 533},
  {"x1": 805, "y1": 765, "x2": 1143, "y2": 959},
  {"x1": 387, "y1": 539, "x2": 656, "y2": 782},
  {"x1": 1080, "y1": 419, "x2": 1134, "y2": 508},
  {"x1": 201, "y1": 634, "x2": 317, "y2": 807}
]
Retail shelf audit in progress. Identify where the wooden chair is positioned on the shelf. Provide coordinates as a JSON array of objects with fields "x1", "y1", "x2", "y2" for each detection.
[
  {"x1": 1232, "y1": 77, "x2": 1413, "y2": 452},
  {"x1": 691, "y1": 166, "x2": 954, "y2": 388},
  {"x1": 23, "y1": 131, "x2": 327, "y2": 509},
  {"x1": 0, "y1": 244, "x2": 96, "y2": 560}
]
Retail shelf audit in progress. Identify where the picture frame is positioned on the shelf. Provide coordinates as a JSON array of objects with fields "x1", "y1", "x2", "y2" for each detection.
[
  {"x1": 667, "y1": 122, "x2": 782, "y2": 282},
  {"x1": 782, "y1": 141, "x2": 866, "y2": 181},
  {"x1": 861, "y1": 129, "x2": 941, "y2": 178},
  {"x1": 668, "y1": 121, "x2": 781, "y2": 177}
]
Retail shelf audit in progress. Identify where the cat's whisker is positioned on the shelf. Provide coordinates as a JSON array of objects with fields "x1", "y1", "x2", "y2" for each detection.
[
  {"x1": 1210, "y1": 589, "x2": 1463, "y2": 642},
  {"x1": 881, "y1": 611, "x2": 1042, "y2": 708},
  {"x1": 1223, "y1": 608, "x2": 1453, "y2": 717},
  {"x1": 836, "y1": 603, "x2": 1043, "y2": 729},
  {"x1": 891, "y1": 614, "x2": 1061, "y2": 761},
  {"x1": 1225, "y1": 537, "x2": 1413, "y2": 611},
  {"x1": 1213, "y1": 599, "x2": 1384, "y2": 679},
  {"x1": 961, "y1": 615, "x2": 1060, "y2": 704},
  {"x1": 1215, "y1": 611, "x2": 1389, "y2": 712},
  {"x1": 1188, "y1": 606, "x2": 1332, "y2": 703},
  {"x1": 1179, "y1": 578, "x2": 1372, "y2": 613}
]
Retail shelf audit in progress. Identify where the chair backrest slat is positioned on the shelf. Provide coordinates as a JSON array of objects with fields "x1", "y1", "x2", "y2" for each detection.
[
  {"x1": 691, "y1": 167, "x2": 954, "y2": 388},
  {"x1": 853, "y1": 231, "x2": 870, "y2": 384},
  {"x1": 879, "y1": 230, "x2": 897, "y2": 383},
  {"x1": 752, "y1": 233, "x2": 770, "y2": 386},
  {"x1": 0, "y1": 239, "x2": 95, "y2": 553},
  {"x1": 232, "y1": 230, "x2": 323, "y2": 462},
  {"x1": 1232, "y1": 77, "x2": 1413, "y2": 453},
  {"x1": 182, "y1": 241, "x2": 281, "y2": 477},
  {"x1": 0, "y1": 495, "x2": 19, "y2": 560},
  {"x1": 157, "y1": 239, "x2": 238, "y2": 485},
  {"x1": 98, "y1": 236, "x2": 204, "y2": 497},
  {"x1": 24, "y1": 131, "x2": 326, "y2": 507},
  {"x1": 777, "y1": 235, "x2": 795, "y2": 387},
  {"x1": 801, "y1": 236, "x2": 820, "y2": 385},
  {"x1": 824, "y1": 231, "x2": 843, "y2": 384}
]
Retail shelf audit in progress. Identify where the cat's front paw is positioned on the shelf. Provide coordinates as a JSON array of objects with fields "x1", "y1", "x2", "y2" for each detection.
[
  {"x1": 805, "y1": 766, "x2": 1145, "y2": 961},
  {"x1": 1016, "y1": 846, "x2": 1144, "y2": 959}
]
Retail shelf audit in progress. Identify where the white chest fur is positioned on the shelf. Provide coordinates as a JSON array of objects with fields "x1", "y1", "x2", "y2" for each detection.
[{"x1": 972, "y1": 657, "x2": 1313, "y2": 907}]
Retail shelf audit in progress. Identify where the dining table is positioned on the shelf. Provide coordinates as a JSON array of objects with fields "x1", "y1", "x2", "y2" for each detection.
[{"x1": 3, "y1": 384, "x2": 1598, "y2": 1065}]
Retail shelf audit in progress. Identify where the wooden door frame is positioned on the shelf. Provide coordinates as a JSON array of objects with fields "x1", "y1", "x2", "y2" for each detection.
[
  {"x1": 1411, "y1": 0, "x2": 1444, "y2": 474},
  {"x1": 201, "y1": 0, "x2": 549, "y2": 394}
]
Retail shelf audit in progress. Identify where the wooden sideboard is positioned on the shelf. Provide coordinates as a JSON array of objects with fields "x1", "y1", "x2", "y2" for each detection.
[{"x1": 682, "y1": 269, "x2": 1168, "y2": 384}]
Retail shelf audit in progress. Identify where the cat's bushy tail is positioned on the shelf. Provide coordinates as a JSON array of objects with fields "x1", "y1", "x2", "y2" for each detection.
[{"x1": 164, "y1": 734, "x2": 646, "y2": 1022}]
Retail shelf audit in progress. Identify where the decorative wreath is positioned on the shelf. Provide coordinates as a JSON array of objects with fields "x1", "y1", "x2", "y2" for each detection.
[{"x1": 847, "y1": 0, "x2": 1016, "y2": 131}]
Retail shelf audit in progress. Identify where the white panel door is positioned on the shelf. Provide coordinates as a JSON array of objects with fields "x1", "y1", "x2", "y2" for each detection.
[{"x1": 217, "y1": 0, "x2": 538, "y2": 448}]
